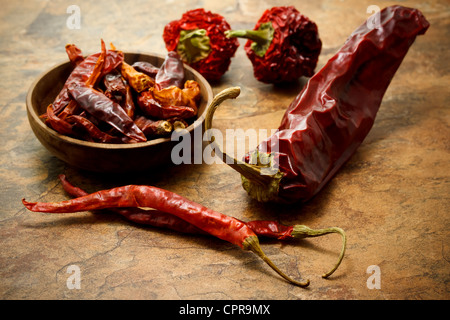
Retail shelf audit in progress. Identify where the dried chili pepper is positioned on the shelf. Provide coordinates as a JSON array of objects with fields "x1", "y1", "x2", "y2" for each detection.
[
  {"x1": 163, "y1": 8, "x2": 239, "y2": 81},
  {"x1": 134, "y1": 116, "x2": 173, "y2": 137},
  {"x1": 65, "y1": 44, "x2": 84, "y2": 67},
  {"x1": 66, "y1": 114, "x2": 120, "y2": 143},
  {"x1": 49, "y1": 43, "x2": 124, "y2": 116},
  {"x1": 206, "y1": 6, "x2": 429, "y2": 203},
  {"x1": 137, "y1": 91, "x2": 196, "y2": 120},
  {"x1": 155, "y1": 51, "x2": 185, "y2": 89},
  {"x1": 132, "y1": 61, "x2": 159, "y2": 78},
  {"x1": 68, "y1": 82, "x2": 147, "y2": 142},
  {"x1": 226, "y1": 6, "x2": 322, "y2": 83},
  {"x1": 22, "y1": 185, "x2": 311, "y2": 287},
  {"x1": 55, "y1": 174, "x2": 346, "y2": 279},
  {"x1": 120, "y1": 62, "x2": 154, "y2": 93}
]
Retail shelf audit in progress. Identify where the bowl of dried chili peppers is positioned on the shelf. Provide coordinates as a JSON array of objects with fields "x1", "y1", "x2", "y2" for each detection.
[{"x1": 26, "y1": 41, "x2": 213, "y2": 173}]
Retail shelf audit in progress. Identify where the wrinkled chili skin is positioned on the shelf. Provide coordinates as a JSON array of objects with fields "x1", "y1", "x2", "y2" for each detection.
[
  {"x1": 245, "y1": 6, "x2": 429, "y2": 203},
  {"x1": 58, "y1": 174, "x2": 297, "y2": 240},
  {"x1": 245, "y1": 6, "x2": 322, "y2": 83},
  {"x1": 68, "y1": 82, "x2": 146, "y2": 142},
  {"x1": 51, "y1": 50, "x2": 124, "y2": 115},
  {"x1": 163, "y1": 8, "x2": 239, "y2": 81},
  {"x1": 22, "y1": 184, "x2": 255, "y2": 248}
]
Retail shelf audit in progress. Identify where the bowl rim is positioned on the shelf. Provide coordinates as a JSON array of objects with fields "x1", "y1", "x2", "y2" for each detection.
[{"x1": 26, "y1": 51, "x2": 213, "y2": 150}]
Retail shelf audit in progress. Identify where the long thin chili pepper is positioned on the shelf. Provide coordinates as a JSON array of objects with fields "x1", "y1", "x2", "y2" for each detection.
[
  {"x1": 205, "y1": 6, "x2": 430, "y2": 203},
  {"x1": 23, "y1": 185, "x2": 312, "y2": 287},
  {"x1": 54, "y1": 174, "x2": 346, "y2": 279}
]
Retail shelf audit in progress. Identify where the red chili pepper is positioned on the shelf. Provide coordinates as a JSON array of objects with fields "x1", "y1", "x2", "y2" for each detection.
[
  {"x1": 65, "y1": 44, "x2": 84, "y2": 67},
  {"x1": 226, "y1": 6, "x2": 322, "y2": 83},
  {"x1": 155, "y1": 51, "x2": 185, "y2": 89},
  {"x1": 134, "y1": 116, "x2": 173, "y2": 138},
  {"x1": 49, "y1": 42, "x2": 124, "y2": 116},
  {"x1": 22, "y1": 184, "x2": 312, "y2": 287},
  {"x1": 54, "y1": 174, "x2": 345, "y2": 279},
  {"x1": 206, "y1": 6, "x2": 429, "y2": 203},
  {"x1": 68, "y1": 82, "x2": 147, "y2": 142},
  {"x1": 163, "y1": 8, "x2": 239, "y2": 81}
]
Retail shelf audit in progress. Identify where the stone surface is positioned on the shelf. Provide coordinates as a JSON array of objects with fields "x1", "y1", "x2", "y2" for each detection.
[{"x1": 0, "y1": 0, "x2": 449, "y2": 300}]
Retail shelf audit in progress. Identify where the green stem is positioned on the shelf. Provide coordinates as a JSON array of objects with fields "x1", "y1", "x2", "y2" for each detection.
[
  {"x1": 291, "y1": 225, "x2": 347, "y2": 278},
  {"x1": 177, "y1": 29, "x2": 211, "y2": 64},
  {"x1": 243, "y1": 235, "x2": 310, "y2": 287},
  {"x1": 225, "y1": 22, "x2": 274, "y2": 57},
  {"x1": 204, "y1": 87, "x2": 283, "y2": 202}
]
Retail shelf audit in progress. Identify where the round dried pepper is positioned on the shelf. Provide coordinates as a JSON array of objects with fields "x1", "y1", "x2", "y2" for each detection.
[
  {"x1": 163, "y1": 8, "x2": 239, "y2": 81},
  {"x1": 226, "y1": 6, "x2": 322, "y2": 83}
]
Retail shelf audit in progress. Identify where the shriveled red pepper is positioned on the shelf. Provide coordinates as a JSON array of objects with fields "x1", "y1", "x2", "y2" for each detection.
[
  {"x1": 23, "y1": 184, "x2": 312, "y2": 287},
  {"x1": 206, "y1": 6, "x2": 429, "y2": 203},
  {"x1": 68, "y1": 82, "x2": 146, "y2": 142},
  {"x1": 57, "y1": 174, "x2": 346, "y2": 278},
  {"x1": 226, "y1": 6, "x2": 322, "y2": 83},
  {"x1": 49, "y1": 42, "x2": 124, "y2": 116},
  {"x1": 155, "y1": 51, "x2": 185, "y2": 89},
  {"x1": 163, "y1": 8, "x2": 239, "y2": 81},
  {"x1": 65, "y1": 44, "x2": 84, "y2": 67}
]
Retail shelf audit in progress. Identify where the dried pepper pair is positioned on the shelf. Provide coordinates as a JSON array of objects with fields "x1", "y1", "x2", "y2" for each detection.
[
  {"x1": 22, "y1": 175, "x2": 347, "y2": 287},
  {"x1": 42, "y1": 41, "x2": 200, "y2": 144},
  {"x1": 163, "y1": 6, "x2": 321, "y2": 83}
]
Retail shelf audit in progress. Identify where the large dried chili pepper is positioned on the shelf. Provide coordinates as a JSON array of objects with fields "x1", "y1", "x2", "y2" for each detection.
[
  {"x1": 226, "y1": 6, "x2": 322, "y2": 83},
  {"x1": 206, "y1": 6, "x2": 429, "y2": 203},
  {"x1": 57, "y1": 174, "x2": 346, "y2": 278},
  {"x1": 163, "y1": 8, "x2": 239, "y2": 81}
]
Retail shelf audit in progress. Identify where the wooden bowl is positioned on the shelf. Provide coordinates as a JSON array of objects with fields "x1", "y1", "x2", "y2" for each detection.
[{"x1": 26, "y1": 52, "x2": 213, "y2": 173}]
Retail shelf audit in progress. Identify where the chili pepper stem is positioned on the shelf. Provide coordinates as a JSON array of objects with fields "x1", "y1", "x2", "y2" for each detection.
[
  {"x1": 242, "y1": 235, "x2": 310, "y2": 287},
  {"x1": 204, "y1": 87, "x2": 283, "y2": 202},
  {"x1": 225, "y1": 22, "x2": 274, "y2": 57},
  {"x1": 291, "y1": 225, "x2": 347, "y2": 278}
]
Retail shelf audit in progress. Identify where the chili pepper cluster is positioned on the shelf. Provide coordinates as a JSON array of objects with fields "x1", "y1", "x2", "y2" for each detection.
[
  {"x1": 163, "y1": 6, "x2": 321, "y2": 83},
  {"x1": 42, "y1": 40, "x2": 201, "y2": 144}
]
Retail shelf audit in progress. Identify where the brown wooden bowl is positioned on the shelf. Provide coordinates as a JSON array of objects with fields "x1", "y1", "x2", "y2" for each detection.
[{"x1": 26, "y1": 52, "x2": 213, "y2": 173}]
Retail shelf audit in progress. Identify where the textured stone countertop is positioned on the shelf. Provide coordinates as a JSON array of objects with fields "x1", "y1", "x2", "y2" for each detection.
[{"x1": 0, "y1": 0, "x2": 448, "y2": 300}]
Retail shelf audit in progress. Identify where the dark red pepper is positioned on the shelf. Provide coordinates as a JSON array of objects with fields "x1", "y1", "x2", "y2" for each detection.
[
  {"x1": 50, "y1": 42, "x2": 124, "y2": 116},
  {"x1": 226, "y1": 6, "x2": 322, "y2": 83},
  {"x1": 206, "y1": 6, "x2": 429, "y2": 203},
  {"x1": 68, "y1": 82, "x2": 146, "y2": 142},
  {"x1": 163, "y1": 8, "x2": 239, "y2": 81}
]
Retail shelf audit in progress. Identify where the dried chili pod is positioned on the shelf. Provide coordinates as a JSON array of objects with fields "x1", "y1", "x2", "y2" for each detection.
[
  {"x1": 137, "y1": 91, "x2": 196, "y2": 120},
  {"x1": 226, "y1": 6, "x2": 322, "y2": 83},
  {"x1": 155, "y1": 51, "x2": 185, "y2": 89},
  {"x1": 50, "y1": 45, "x2": 124, "y2": 115},
  {"x1": 132, "y1": 61, "x2": 159, "y2": 78},
  {"x1": 134, "y1": 116, "x2": 173, "y2": 137},
  {"x1": 65, "y1": 44, "x2": 84, "y2": 66},
  {"x1": 163, "y1": 8, "x2": 239, "y2": 81},
  {"x1": 22, "y1": 185, "x2": 310, "y2": 287},
  {"x1": 57, "y1": 174, "x2": 346, "y2": 279},
  {"x1": 206, "y1": 6, "x2": 429, "y2": 203},
  {"x1": 68, "y1": 82, "x2": 146, "y2": 142},
  {"x1": 120, "y1": 62, "x2": 154, "y2": 93}
]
